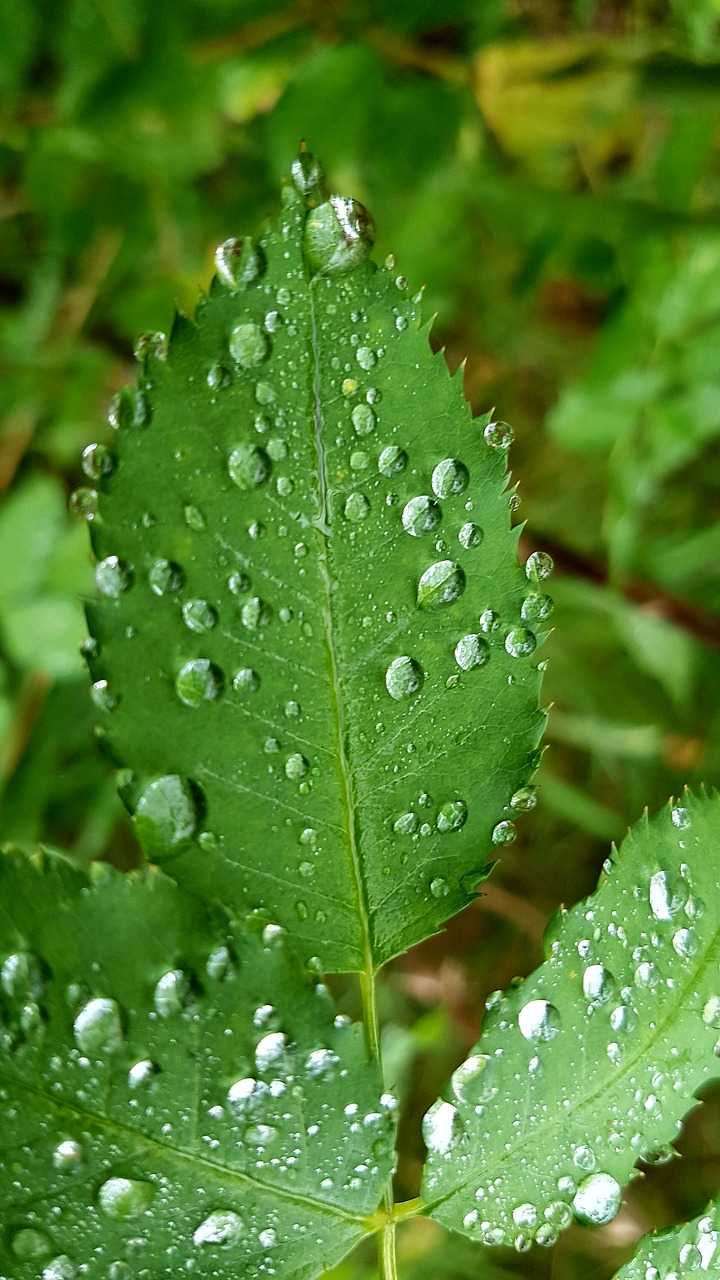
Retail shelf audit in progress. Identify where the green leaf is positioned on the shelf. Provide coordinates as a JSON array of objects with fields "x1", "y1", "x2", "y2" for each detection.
[
  {"x1": 612, "y1": 1192, "x2": 720, "y2": 1278},
  {"x1": 0, "y1": 847, "x2": 395, "y2": 1280},
  {"x1": 84, "y1": 158, "x2": 545, "y2": 972},
  {"x1": 422, "y1": 790, "x2": 720, "y2": 1248}
]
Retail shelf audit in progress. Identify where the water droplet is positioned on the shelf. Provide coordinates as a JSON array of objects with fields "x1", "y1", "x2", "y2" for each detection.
[
  {"x1": 12, "y1": 1229, "x2": 52, "y2": 1259},
  {"x1": 572, "y1": 1172, "x2": 621, "y2": 1226},
  {"x1": 344, "y1": 492, "x2": 370, "y2": 521},
  {"x1": 385, "y1": 656, "x2": 424, "y2": 700},
  {"x1": 284, "y1": 700, "x2": 301, "y2": 718},
  {"x1": 378, "y1": 445, "x2": 407, "y2": 476},
  {"x1": 417, "y1": 560, "x2": 465, "y2": 608},
  {"x1": 432, "y1": 458, "x2": 469, "y2": 499},
  {"x1": 583, "y1": 964, "x2": 615, "y2": 1006},
  {"x1": 671, "y1": 803, "x2": 691, "y2": 829},
  {"x1": 207, "y1": 363, "x2": 231, "y2": 390},
  {"x1": 285, "y1": 753, "x2": 309, "y2": 780},
  {"x1": 356, "y1": 346, "x2": 376, "y2": 371},
  {"x1": 306, "y1": 1047, "x2": 340, "y2": 1078},
  {"x1": 175, "y1": 659, "x2": 223, "y2": 708},
  {"x1": 182, "y1": 599, "x2": 217, "y2": 633},
  {"x1": 451, "y1": 1054, "x2": 500, "y2": 1104},
  {"x1": 255, "y1": 1031, "x2": 289, "y2": 1072},
  {"x1": 81, "y1": 442, "x2": 115, "y2": 480},
  {"x1": 241, "y1": 597, "x2": 272, "y2": 629},
  {"x1": 437, "y1": 799, "x2": 468, "y2": 833},
  {"x1": 215, "y1": 237, "x2": 265, "y2": 290},
  {"x1": 233, "y1": 667, "x2": 260, "y2": 693},
  {"x1": 73, "y1": 997, "x2": 123, "y2": 1055},
  {"x1": 402, "y1": 495, "x2": 442, "y2": 536},
  {"x1": 483, "y1": 419, "x2": 513, "y2": 450},
  {"x1": 95, "y1": 556, "x2": 132, "y2": 598},
  {"x1": 1, "y1": 951, "x2": 44, "y2": 1000},
  {"x1": 455, "y1": 634, "x2": 489, "y2": 671},
  {"x1": 491, "y1": 820, "x2": 516, "y2": 845},
  {"x1": 276, "y1": 475, "x2": 294, "y2": 497},
  {"x1": 134, "y1": 775, "x2": 199, "y2": 857},
  {"x1": 134, "y1": 330, "x2": 167, "y2": 362},
  {"x1": 505, "y1": 627, "x2": 536, "y2": 657},
  {"x1": 521, "y1": 593, "x2": 554, "y2": 624},
  {"x1": 510, "y1": 785, "x2": 537, "y2": 812},
  {"x1": 148, "y1": 559, "x2": 184, "y2": 596},
  {"x1": 649, "y1": 870, "x2": 688, "y2": 921},
  {"x1": 525, "y1": 551, "x2": 554, "y2": 581},
  {"x1": 479, "y1": 609, "x2": 501, "y2": 634},
  {"x1": 90, "y1": 679, "x2": 118, "y2": 713},
  {"x1": 228, "y1": 443, "x2": 271, "y2": 489},
  {"x1": 229, "y1": 322, "x2": 270, "y2": 369},
  {"x1": 193, "y1": 1209, "x2": 245, "y2": 1248},
  {"x1": 458, "y1": 521, "x2": 483, "y2": 549},
  {"x1": 183, "y1": 503, "x2": 206, "y2": 532},
  {"x1": 430, "y1": 877, "x2": 449, "y2": 898},
  {"x1": 291, "y1": 150, "x2": 324, "y2": 195},
  {"x1": 573, "y1": 1145, "x2": 596, "y2": 1172},
  {"x1": 108, "y1": 386, "x2": 149, "y2": 430},
  {"x1": 128, "y1": 1059, "x2": 158, "y2": 1088},
  {"x1": 518, "y1": 999, "x2": 561, "y2": 1041},
  {"x1": 304, "y1": 197, "x2": 374, "y2": 276},
  {"x1": 53, "y1": 1139, "x2": 84, "y2": 1171},
  {"x1": 154, "y1": 969, "x2": 189, "y2": 1018},
  {"x1": 351, "y1": 404, "x2": 376, "y2": 436},
  {"x1": 98, "y1": 1176, "x2": 155, "y2": 1220},
  {"x1": 393, "y1": 812, "x2": 418, "y2": 835},
  {"x1": 422, "y1": 1100, "x2": 463, "y2": 1154},
  {"x1": 672, "y1": 926, "x2": 699, "y2": 957},
  {"x1": 228, "y1": 571, "x2": 251, "y2": 595}
]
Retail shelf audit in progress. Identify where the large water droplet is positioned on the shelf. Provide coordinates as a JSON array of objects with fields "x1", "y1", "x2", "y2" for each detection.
[
  {"x1": 385, "y1": 656, "x2": 424, "y2": 700},
  {"x1": 305, "y1": 1047, "x2": 340, "y2": 1079},
  {"x1": 451, "y1": 1054, "x2": 499, "y2": 1104},
  {"x1": 285, "y1": 753, "x2": 309, "y2": 780},
  {"x1": 229, "y1": 323, "x2": 269, "y2": 368},
  {"x1": 73, "y1": 997, "x2": 123, "y2": 1055},
  {"x1": 53, "y1": 1139, "x2": 84, "y2": 1171},
  {"x1": 583, "y1": 964, "x2": 615, "y2": 1006},
  {"x1": 505, "y1": 627, "x2": 537, "y2": 658},
  {"x1": 521, "y1": 593, "x2": 554, "y2": 624},
  {"x1": 233, "y1": 667, "x2": 260, "y2": 693},
  {"x1": 108, "y1": 386, "x2": 149, "y2": 430},
  {"x1": 182, "y1": 599, "x2": 217, "y2": 633},
  {"x1": 154, "y1": 969, "x2": 189, "y2": 1018},
  {"x1": 571, "y1": 1172, "x2": 621, "y2": 1226},
  {"x1": 649, "y1": 870, "x2": 688, "y2": 921},
  {"x1": 436, "y1": 799, "x2": 468, "y2": 833},
  {"x1": 148, "y1": 559, "x2": 184, "y2": 596},
  {"x1": 1, "y1": 950, "x2": 44, "y2": 1000},
  {"x1": 454, "y1": 634, "x2": 489, "y2": 670},
  {"x1": 215, "y1": 237, "x2": 265, "y2": 290},
  {"x1": 491, "y1": 820, "x2": 516, "y2": 845},
  {"x1": 351, "y1": 404, "x2": 376, "y2": 436},
  {"x1": 42, "y1": 1257, "x2": 77, "y2": 1280},
  {"x1": 95, "y1": 556, "x2": 132, "y2": 598},
  {"x1": 228, "y1": 443, "x2": 271, "y2": 490},
  {"x1": 193, "y1": 1209, "x2": 245, "y2": 1248},
  {"x1": 134, "y1": 775, "x2": 199, "y2": 858},
  {"x1": 458, "y1": 521, "x2": 483, "y2": 549},
  {"x1": 304, "y1": 197, "x2": 375, "y2": 276},
  {"x1": 510, "y1": 785, "x2": 537, "y2": 812},
  {"x1": 175, "y1": 659, "x2": 223, "y2": 708},
  {"x1": 344, "y1": 492, "x2": 370, "y2": 521},
  {"x1": 378, "y1": 445, "x2": 407, "y2": 476},
  {"x1": 81, "y1": 442, "x2": 115, "y2": 481},
  {"x1": 393, "y1": 812, "x2": 418, "y2": 835},
  {"x1": 422, "y1": 1100, "x2": 463, "y2": 1154},
  {"x1": 402, "y1": 496, "x2": 442, "y2": 537},
  {"x1": 98, "y1": 1177, "x2": 155, "y2": 1220},
  {"x1": 483, "y1": 420, "x2": 513, "y2": 451},
  {"x1": 241, "y1": 597, "x2": 272, "y2": 629},
  {"x1": 417, "y1": 561, "x2": 465, "y2": 608},
  {"x1": 525, "y1": 551, "x2": 554, "y2": 581},
  {"x1": 432, "y1": 458, "x2": 469, "y2": 499},
  {"x1": 517, "y1": 999, "x2": 561, "y2": 1041}
]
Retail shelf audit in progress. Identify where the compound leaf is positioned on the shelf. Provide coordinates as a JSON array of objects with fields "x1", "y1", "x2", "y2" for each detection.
[
  {"x1": 0, "y1": 846, "x2": 396, "y2": 1279},
  {"x1": 422, "y1": 791, "x2": 720, "y2": 1248},
  {"x1": 83, "y1": 158, "x2": 545, "y2": 973},
  {"x1": 612, "y1": 1193, "x2": 720, "y2": 1278}
]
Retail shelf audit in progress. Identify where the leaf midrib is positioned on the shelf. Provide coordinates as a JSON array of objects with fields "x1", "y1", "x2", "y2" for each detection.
[
  {"x1": 0, "y1": 1067, "x2": 367, "y2": 1227},
  {"x1": 427, "y1": 902, "x2": 720, "y2": 1212}
]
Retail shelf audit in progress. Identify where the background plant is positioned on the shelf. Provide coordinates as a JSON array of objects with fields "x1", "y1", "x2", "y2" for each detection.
[{"x1": 1, "y1": 2, "x2": 720, "y2": 1276}]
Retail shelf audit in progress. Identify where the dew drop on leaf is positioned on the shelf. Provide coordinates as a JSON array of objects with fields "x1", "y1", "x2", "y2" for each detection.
[
  {"x1": 304, "y1": 197, "x2": 375, "y2": 276},
  {"x1": 285, "y1": 753, "x2": 309, "y2": 780},
  {"x1": 436, "y1": 799, "x2": 468, "y2": 833},
  {"x1": 73, "y1": 997, "x2": 123, "y2": 1055},
  {"x1": 53, "y1": 1140, "x2": 84, "y2": 1171},
  {"x1": 583, "y1": 965, "x2": 616, "y2": 1006},
  {"x1": 241, "y1": 597, "x2": 272, "y2": 630},
  {"x1": 458, "y1": 521, "x2": 483, "y2": 548},
  {"x1": 649, "y1": 870, "x2": 688, "y2": 921},
  {"x1": 68, "y1": 487, "x2": 98, "y2": 521},
  {"x1": 133, "y1": 329, "x2": 167, "y2": 362},
  {"x1": 98, "y1": 1176, "x2": 155, "y2": 1220},
  {"x1": 351, "y1": 404, "x2": 376, "y2": 436},
  {"x1": 1, "y1": 950, "x2": 44, "y2": 1000},
  {"x1": 521, "y1": 593, "x2": 554, "y2": 624},
  {"x1": 393, "y1": 812, "x2": 418, "y2": 835},
  {"x1": 193, "y1": 1209, "x2": 245, "y2": 1248},
  {"x1": 148, "y1": 559, "x2": 184, "y2": 596},
  {"x1": 505, "y1": 627, "x2": 537, "y2": 658},
  {"x1": 229, "y1": 323, "x2": 270, "y2": 369},
  {"x1": 95, "y1": 556, "x2": 132, "y2": 598},
  {"x1": 517, "y1": 999, "x2": 561, "y2": 1041},
  {"x1": 133, "y1": 774, "x2": 199, "y2": 857},
  {"x1": 571, "y1": 1172, "x2": 621, "y2": 1225},
  {"x1": 228, "y1": 443, "x2": 271, "y2": 490},
  {"x1": 431, "y1": 458, "x2": 469, "y2": 499},
  {"x1": 214, "y1": 237, "x2": 265, "y2": 289},
  {"x1": 42, "y1": 1256, "x2": 77, "y2": 1280},
  {"x1": 422, "y1": 1100, "x2": 463, "y2": 1154},
  {"x1": 385, "y1": 656, "x2": 424, "y2": 700},
  {"x1": 108, "y1": 386, "x2": 149, "y2": 430},
  {"x1": 483, "y1": 419, "x2": 513, "y2": 450},
  {"x1": 11, "y1": 1228, "x2": 52, "y2": 1259},
  {"x1": 81, "y1": 442, "x2": 115, "y2": 480},
  {"x1": 154, "y1": 969, "x2": 188, "y2": 1017},
  {"x1": 175, "y1": 659, "x2": 223, "y2": 708},
  {"x1": 402, "y1": 495, "x2": 442, "y2": 536},
  {"x1": 378, "y1": 445, "x2": 407, "y2": 476},
  {"x1": 525, "y1": 551, "x2": 554, "y2": 581},
  {"x1": 305, "y1": 1048, "x2": 340, "y2": 1079},
  {"x1": 417, "y1": 560, "x2": 465, "y2": 608},
  {"x1": 454, "y1": 634, "x2": 489, "y2": 671},
  {"x1": 344, "y1": 492, "x2": 370, "y2": 522}
]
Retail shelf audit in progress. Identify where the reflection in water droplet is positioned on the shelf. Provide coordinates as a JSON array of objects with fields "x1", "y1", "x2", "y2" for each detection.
[
  {"x1": 128, "y1": 1059, "x2": 158, "y2": 1088},
  {"x1": 479, "y1": 609, "x2": 501, "y2": 634},
  {"x1": 182, "y1": 598, "x2": 217, "y2": 633},
  {"x1": 422, "y1": 1100, "x2": 463, "y2": 1154},
  {"x1": 671, "y1": 804, "x2": 691, "y2": 829},
  {"x1": 385, "y1": 656, "x2": 424, "y2": 700},
  {"x1": 492, "y1": 820, "x2": 516, "y2": 845},
  {"x1": 455, "y1": 634, "x2": 489, "y2": 670},
  {"x1": 98, "y1": 1177, "x2": 155, "y2": 1220},
  {"x1": 95, "y1": 556, "x2": 132, "y2": 598},
  {"x1": 417, "y1": 561, "x2": 465, "y2": 608},
  {"x1": 573, "y1": 1145, "x2": 596, "y2": 1172},
  {"x1": 432, "y1": 458, "x2": 469, "y2": 499},
  {"x1": 517, "y1": 999, "x2": 561, "y2": 1041},
  {"x1": 81, "y1": 442, "x2": 115, "y2": 480},
  {"x1": 521, "y1": 593, "x2": 554, "y2": 624},
  {"x1": 233, "y1": 667, "x2": 260, "y2": 693},
  {"x1": 73, "y1": 997, "x2": 123, "y2": 1055},
  {"x1": 69, "y1": 487, "x2": 98, "y2": 521},
  {"x1": 184, "y1": 503, "x2": 206, "y2": 532},
  {"x1": 344, "y1": 492, "x2": 370, "y2": 521},
  {"x1": 510, "y1": 785, "x2": 537, "y2": 812},
  {"x1": 393, "y1": 812, "x2": 418, "y2": 835},
  {"x1": 378, "y1": 446, "x2": 408, "y2": 476},
  {"x1": 583, "y1": 965, "x2": 615, "y2": 1006},
  {"x1": 215, "y1": 237, "x2": 265, "y2": 289},
  {"x1": 451, "y1": 1054, "x2": 500, "y2": 1104},
  {"x1": 572, "y1": 1173, "x2": 621, "y2": 1226},
  {"x1": 306, "y1": 1047, "x2": 340, "y2": 1079},
  {"x1": 356, "y1": 347, "x2": 376, "y2": 371},
  {"x1": 228, "y1": 443, "x2": 271, "y2": 490},
  {"x1": 458, "y1": 522, "x2": 483, "y2": 549},
  {"x1": 149, "y1": 559, "x2": 184, "y2": 596},
  {"x1": 649, "y1": 870, "x2": 688, "y2": 921},
  {"x1": 525, "y1": 551, "x2": 554, "y2": 581},
  {"x1": 483, "y1": 420, "x2": 513, "y2": 451},
  {"x1": 1, "y1": 951, "x2": 44, "y2": 1000},
  {"x1": 229, "y1": 323, "x2": 270, "y2": 369},
  {"x1": 437, "y1": 799, "x2": 468, "y2": 833},
  {"x1": 291, "y1": 150, "x2": 324, "y2": 195},
  {"x1": 175, "y1": 659, "x2": 223, "y2": 708},
  {"x1": 134, "y1": 774, "x2": 199, "y2": 858},
  {"x1": 53, "y1": 1140, "x2": 84, "y2": 1171},
  {"x1": 42, "y1": 1256, "x2": 77, "y2": 1280},
  {"x1": 430, "y1": 877, "x2": 449, "y2": 898},
  {"x1": 241, "y1": 597, "x2": 272, "y2": 630},
  {"x1": 108, "y1": 386, "x2": 149, "y2": 431},
  {"x1": 304, "y1": 197, "x2": 375, "y2": 276},
  {"x1": 134, "y1": 330, "x2": 168, "y2": 362},
  {"x1": 505, "y1": 628, "x2": 536, "y2": 658},
  {"x1": 402, "y1": 496, "x2": 442, "y2": 537}
]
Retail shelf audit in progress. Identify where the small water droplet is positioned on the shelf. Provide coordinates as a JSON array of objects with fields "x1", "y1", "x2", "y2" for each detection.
[
  {"x1": 356, "y1": 346, "x2": 376, "y2": 371},
  {"x1": 402, "y1": 495, "x2": 442, "y2": 537},
  {"x1": 518, "y1": 999, "x2": 561, "y2": 1041},
  {"x1": 378, "y1": 445, "x2": 407, "y2": 476},
  {"x1": 1, "y1": 951, "x2": 44, "y2": 1000},
  {"x1": 393, "y1": 812, "x2": 418, "y2": 835},
  {"x1": 583, "y1": 964, "x2": 616, "y2": 1006},
  {"x1": 649, "y1": 870, "x2": 688, "y2": 921},
  {"x1": 175, "y1": 659, "x2": 223, "y2": 708},
  {"x1": 572, "y1": 1172, "x2": 621, "y2": 1226},
  {"x1": 437, "y1": 799, "x2": 468, "y2": 833},
  {"x1": 671, "y1": 803, "x2": 692, "y2": 829},
  {"x1": 505, "y1": 627, "x2": 537, "y2": 658},
  {"x1": 385, "y1": 656, "x2": 424, "y2": 700},
  {"x1": 182, "y1": 599, "x2": 217, "y2": 633},
  {"x1": 81, "y1": 442, "x2": 115, "y2": 480},
  {"x1": 458, "y1": 521, "x2": 483, "y2": 549},
  {"x1": 430, "y1": 877, "x2": 449, "y2": 898},
  {"x1": 417, "y1": 560, "x2": 465, "y2": 608},
  {"x1": 432, "y1": 458, "x2": 469, "y2": 499},
  {"x1": 91, "y1": 679, "x2": 119, "y2": 712},
  {"x1": 73, "y1": 997, "x2": 123, "y2": 1055},
  {"x1": 183, "y1": 503, "x2": 206, "y2": 532},
  {"x1": 305, "y1": 1047, "x2": 340, "y2": 1079},
  {"x1": 276, "y1": 475, "x2": 294, "y2": 497},
  {"x1": 241, "y1": 597, "x2": 272, "y2": 629},
  {"x1": 483, "y1": 419, "x2": 513, "y2": 450},
  {"x1": 128, "y1": 1059, "x2": 158, "y2": 1088},
  {"x1": 479, "y1": 609, "x2": 501, "y2": 634},
  {"x1": 95, "y1": 556, "x2": 132, "y2": 598},
  {"x1": 228, "y1": 443, "x2": 271, "y2": 489},
  {"x1": 134, "y1": 774, "x2": 199, "y2": 857},
  {"x1": 455, "y1": 634, "x2": 489, "y2": 670},
  {"x1": 233, "y1": 667, "x2": 260, "y2": 693},
  {"x1": 148, "y1": 559, "x2": 184, "y2": 596},
  {"x1": 98, "y1": 1177, "x2": 155, "y2": 1220},
  {"x1": 291, "y1": 150, "x2": 324, "y2": 195},
  {"x1": 133, "y1": 330, "x2": 167, "y2": 362},
  {"x1": 344, "y1": 492, "x2": 370, "y2": 521},
  {"x1": 215, "y1": 237, "x2": 265, "y2": 290}
]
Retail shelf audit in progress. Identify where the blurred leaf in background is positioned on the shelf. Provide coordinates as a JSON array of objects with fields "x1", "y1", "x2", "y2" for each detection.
[{"x1": 1, "y1": 0, "x2": 720, "y2": 1275}]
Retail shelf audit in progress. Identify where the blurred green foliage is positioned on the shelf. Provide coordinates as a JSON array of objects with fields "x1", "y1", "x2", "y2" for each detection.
[{"x1": 1, "y1": 0, "x2": 719, "y2": 1275}]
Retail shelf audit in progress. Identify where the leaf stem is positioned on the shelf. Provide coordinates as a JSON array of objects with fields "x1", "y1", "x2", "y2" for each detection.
[{"x1": 379, "y1": 1216, "x2": 398, "y2": 1280}]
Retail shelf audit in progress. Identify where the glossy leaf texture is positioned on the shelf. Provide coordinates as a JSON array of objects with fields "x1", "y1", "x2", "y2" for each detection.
[
  {"x1": 422, "y1": 791, "x2": 720, "y2": 1250},
  {"x1": 83, "y1": 162, "x2": 546, "y2": 972},
  {"x1": 0, "y1": 847, "x2": 396, "y2": 1280},
  {"x1": 612, "y1": 1192, "x2": 720, "y2": 1278}
]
